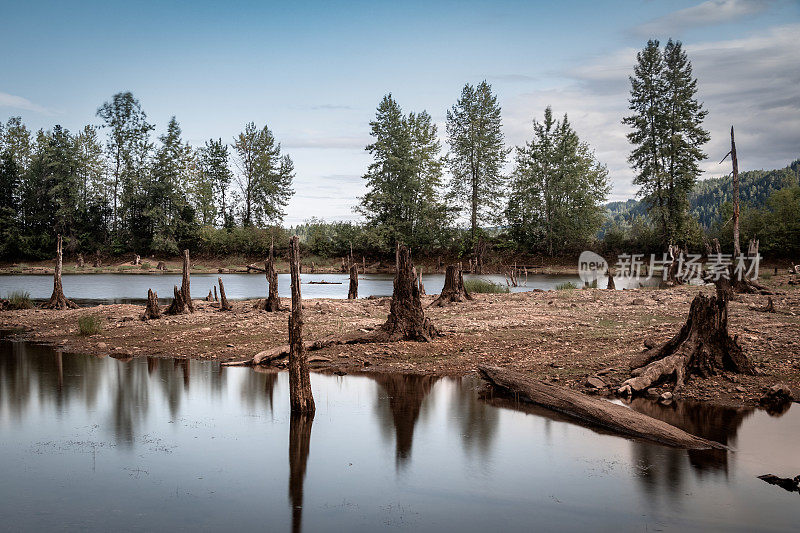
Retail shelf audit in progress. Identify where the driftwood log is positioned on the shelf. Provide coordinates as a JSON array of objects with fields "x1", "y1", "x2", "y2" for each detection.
[
  {"x1": 478, "y1": 366, "x2": 724, "y2": 450},
  {"x1": 620, "y1": 283, "x2": 754, "y2": 396},
  {"x1": 42, "y1": 235, "x2": 78, "y2": 310},
  {"x1": 288, "y1": 235, "x2": 315, "y2": 415},
  {"x1": 218, "y1": 277, "x2": 232, "y2": 311},
  {"x1": 431, "y1": 264, "x2": 471, "y2": 307},
  {"x1": 750, "y1": 297, "x2": 776, "y2": 313},
  {"x1": 347, "y1": 264, "x2": 358, "y2": 299},
  {"x1": 142, "y1": 289, "x2": 161, "y2": 320}
]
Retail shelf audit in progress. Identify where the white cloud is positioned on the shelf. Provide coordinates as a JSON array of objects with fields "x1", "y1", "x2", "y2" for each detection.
[
  {"x1": 502, "y1": 24, "x2": 800, "y2": 202},
  {"x1": 0, "y1": 92, "x2": 52, "y2": 114},
  {"x1": 634, "y1": 0, "x2": 772, "y2": 36}
]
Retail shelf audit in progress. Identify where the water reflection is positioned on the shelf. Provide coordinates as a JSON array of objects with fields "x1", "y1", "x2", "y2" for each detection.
[{"x1": 1, "y1": 339, "x2": 798, "y2": 532}]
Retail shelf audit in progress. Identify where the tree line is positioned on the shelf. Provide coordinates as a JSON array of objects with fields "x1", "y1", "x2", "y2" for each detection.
[{"x1": 1, "y1": 38, "x2": 796, "y2": 262}]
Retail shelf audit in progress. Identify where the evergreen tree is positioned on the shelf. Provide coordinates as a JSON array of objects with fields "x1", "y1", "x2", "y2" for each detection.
[
  {"x1": 358, "y1": 94, "x2": 448, "y2": 249},
  {"x1": 446, "y1": 81, "x2": 509, "y2": 241},
  {"x1": 507, "y1": 107, "x2": 609, "y2": 254},
  {"x1": 196, "y1": 138, "x2": 233, "y2": 227},
  {"x1": 233, "y1": 122, "x2": 294, "y2": 227},
  {"x1": 623, "y1": 39, "x2": 708, "y2": 246}
]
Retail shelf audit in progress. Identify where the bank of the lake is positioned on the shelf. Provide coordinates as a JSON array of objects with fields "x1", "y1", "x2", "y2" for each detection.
[{"x1": 2, "y1": 274, "x2": 799, "y2": 408}]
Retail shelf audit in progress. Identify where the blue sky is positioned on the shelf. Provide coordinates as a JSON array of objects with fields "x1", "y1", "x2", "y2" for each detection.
[{"x1": 2, "y1": 0, "x2": 799, "y2": 225}]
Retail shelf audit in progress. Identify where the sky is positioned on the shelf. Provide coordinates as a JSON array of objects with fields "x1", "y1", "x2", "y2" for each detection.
[{"x1": 1, "y1": 0, "x2": 799, "y2": 225}]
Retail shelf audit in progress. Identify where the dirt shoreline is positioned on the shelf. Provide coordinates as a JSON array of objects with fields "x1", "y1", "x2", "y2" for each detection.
[{"x1": 2, "y1": 276, "x2": 799, "y2": 409}]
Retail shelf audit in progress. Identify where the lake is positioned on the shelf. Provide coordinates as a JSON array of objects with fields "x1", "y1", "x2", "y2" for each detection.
[{"x1": 1, "y1": 338, "x2": 798, "y2": 532}]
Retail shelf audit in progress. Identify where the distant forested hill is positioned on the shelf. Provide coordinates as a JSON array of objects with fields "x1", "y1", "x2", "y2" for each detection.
[{"x1": 606, "y1": 159, "x2": 800, "y2": 227}]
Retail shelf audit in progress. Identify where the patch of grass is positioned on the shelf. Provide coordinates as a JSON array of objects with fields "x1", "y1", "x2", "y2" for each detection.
[
  {"x1": 464, "y1": 279, "x2": 510, "y2": 294},
  {"x1": 141, "y1": 262, "x2": 152, "y2": 270},
  {"x1": 78, "y1": 315, "x2": 103, "y2": 336},
  {"x1": 6, "y1": 290, "x2": 33, "y2": 310},
  {"x1": 555, "y1": 281, "x2": 578, "y2": 291}
]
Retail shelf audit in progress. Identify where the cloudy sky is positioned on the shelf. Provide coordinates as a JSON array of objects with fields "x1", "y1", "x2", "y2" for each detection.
[{"x1": 2, "y1": 0, "x2": 798, "y2": 225}]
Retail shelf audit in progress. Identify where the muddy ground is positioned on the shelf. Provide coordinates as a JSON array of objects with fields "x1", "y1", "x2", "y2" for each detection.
[{"x1": 2, "y1": 273, "x2": 799, "y2": 408}]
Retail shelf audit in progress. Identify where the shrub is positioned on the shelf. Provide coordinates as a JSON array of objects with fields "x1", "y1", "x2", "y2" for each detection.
[
  {"x1": 555, "y1": 281, "x2": 578, "y2": 291},
  {"x1": 78, "y1": 315, "x2": 102, "y2": 336},
  {"x1": 6, "y1": 291, "x2": 33, "y2": 310},
  {"x1": 463, "y1": 279, "x2": 509, "y2": 294}
]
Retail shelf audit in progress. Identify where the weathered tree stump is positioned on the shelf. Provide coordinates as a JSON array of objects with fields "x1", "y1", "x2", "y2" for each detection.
[
  {"x1": 133, "y1": 254, "x2": 141, "y2": 266},
  {"x1": 165, "y1": 285, "x2": 187, "y2": 315},
  {"x1": 379, "y1": 245, "x2": 438, "y2": 341},
  {"x1": 218, "y1": 277, "x2": 232, "y2": 311},
  {"x1": 213, "y1": 285, "x2": 218, "y2": 302},
  {"x1": 347, "y1": 264, "x2": 358, "y2": 299},
  {"x1": 93, "y1": 250, "x2": 102, "y2": 267},
  {"x1": 157, "y1": 261, "x2": 166, "y2": 271},
  {"x1": 288, "y1": 235, "x2": 315, "y2": 415},
  {"x1": 206, "y1": 290, "x2": 213, "y2": 301},
  {"x1": 180, "y1": 249, "x2": 194, "y2": 312},
  {"x1": 619, "y1": 283, "x2": 755, "y2": 396},
  {"x1": 258, "y1": 239, "x2": 283, "y2": 311},
  {"x1": 431, "y1": 264, "x2": 471, "y2": 307},
  {"x1": 42, "y1": 235, "x2": 78, "y2": 309},
  {"x1": 76, "y1": 253, "x2": 84, "y2": 268},
  {"x1": 142, "y1": 289, "x2": 161, "y2": 320},
  {"x1": 606, "y1": 269, "x2": 616, "y2": 290}
]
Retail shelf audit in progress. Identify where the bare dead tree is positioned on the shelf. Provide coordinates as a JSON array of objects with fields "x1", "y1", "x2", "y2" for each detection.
[
  {"x1": 288, "y1": 235, "x2": 315, "y2": 415},
  {"x1": 42, "y1": 235, "x2": 78, "y2": 309},
  {"x1": 347, "y1": 264, "x2": 358, "y2": 299},
  {"x1": 218, "y1": 277, "x2": 232, "y2": 311},
  {"x1": 142, "y1": 289, "x2": 161, "y2": 320}
]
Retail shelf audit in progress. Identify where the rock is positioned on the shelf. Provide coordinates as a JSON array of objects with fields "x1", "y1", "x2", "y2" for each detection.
[
  {"x1": 97, "y1": 342, "x2": 107, "y2": 349},
  {"x1": 585, "y1": 376, "x2": 606, "y2": 389},
  {"x1": 631, "y1": 298, "x2": 645, "y2": 305},
  {"x1": 645, "y1": 388, "x2": 660, "y2": 399},
  {"x1": 659, "y1": 392, "x2": 673, "y2": 402},
  {"x1": 760, "y1": 383, "x2": 794, "y2": 414},
  {"x1": 596, "y1": 367, "x2": 614, "y2": 376}
]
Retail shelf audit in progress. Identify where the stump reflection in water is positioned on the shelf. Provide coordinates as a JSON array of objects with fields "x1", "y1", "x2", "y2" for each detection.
[{"x1": 289, "y1": 412, "x2": 314, "y2": 533}]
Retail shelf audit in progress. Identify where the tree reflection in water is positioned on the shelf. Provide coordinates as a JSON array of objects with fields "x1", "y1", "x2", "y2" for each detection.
[{"x1": 370, "y1": 373, "x2": 439, "y2": 469}]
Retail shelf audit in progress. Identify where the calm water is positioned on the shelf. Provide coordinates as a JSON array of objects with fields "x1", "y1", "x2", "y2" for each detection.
[
  {"x1": 1, "y1": 340, "x2": 798, "y2": 532},
  {"x1": 0, "y1": 272, "x2": 653, "y2": 305}
]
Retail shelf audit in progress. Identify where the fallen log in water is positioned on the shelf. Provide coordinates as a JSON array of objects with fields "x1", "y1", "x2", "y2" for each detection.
[{"x1": 477, "y1": 365, "x2": 724, "y2": 450}]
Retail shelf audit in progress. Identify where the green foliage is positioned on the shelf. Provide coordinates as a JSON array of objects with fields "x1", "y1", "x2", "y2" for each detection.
[
  {"x1": 507, "y1": 106, "x2": 609, "y2": 255},
  {"x1": 555, "y1": 281, "x2": 578, "y2": 290},
  {"x1": 463, "y1": 279, "x2": 509, "y2": 294},
  {"x1": 358, "y1": 94, "x2": 451, "y2": 252},
  {"x1": 78, "y1": 315, "x2": 103, "y2": 336},
  {"x1": 623, "y1": 39, "x2": 709, "y2": 247},
  {"x1": 6, "y1": 291, "x2": 33, "y2": 310},
  {"x1": 446, "y1": 81, "x2": 510, "y2": 240}
]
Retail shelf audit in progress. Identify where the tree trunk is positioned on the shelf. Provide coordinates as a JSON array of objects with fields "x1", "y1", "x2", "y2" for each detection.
[
  {"x1": 180, "y1": 249, "x2": 194, "y2": 312},
  {"x1": 133, "y1": 254, "x2": 141, "y2": 265},
  {"x1": 348, "y1": 264, "x2": 358, "y2": 299},
  {"x1": 416, "y1": 267, "x2": 425, "y2": 296},
  {"x1": 379, "y1": 245, "x2": 438, "y2": 341},
  {"x1": 93, "y1": 250, "x2": 102, "y2": 268},
  {"x1": 165, "y1": 285, "x2": 187, "y2": 315},
  {"x1": 431, "y1": 264, "x2": 471, "y2": 307},
  {"x1": 619, "y1": 282, "x2": 755, "y2": 396},
  {"x1": 218, "y1": 277, "x2": 232, "y2": 311},
  {"x1": 214, "y1": 286, "x2": 218, "y2": 302},
  {"x1": 76, "y1": 253, "x2": 84, "y2": 268},
  {"x1": 42, "y1": 235, "x2": 78, "y2": 309},
  {"x1": 206, "y1": 289, "x2": 213, "y2": 301},
  {"x1": 288, "y1": 235, "x2": 315, "y2": 415},
  {"x1": 142, "y1": 289, "x2": 161, "y2": 320},
  {"x1": 606, "y1": 269, "x2": 616, "y2": 290},
  {"x1": 479, "y1": 366, "x2": 724, "y2": 450}
]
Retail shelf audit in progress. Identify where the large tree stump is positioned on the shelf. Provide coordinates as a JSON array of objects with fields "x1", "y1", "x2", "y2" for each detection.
[
  {"x1": 257, "y1": 239, "x2": 283, "y2": 311},
  {"x1": 42, "y1": 235, "x2": 78, "y2": 310},
  {"x1": 619, "y1": 283, "x2": 755, "y2": 396},
  {"x1": 347, "y1": 264, "x2": 358, "y2": 299},
  {"x1": 165, "y1": 285, "x2": 187, "y2": 315},
  {"x1": 218, "y1": 277, "x2": 232, "y2": 311},
  {"x1": 431, "y1": 264, "x2": 471, "y2": 307},
  {"x1": 288, "y1": 235, "x2": 315, "y2": 415},
  {"x1": 142, "y1": 289, "x2": 161, "y2": 320},
  {"x1": 180, "y1": 249, "x2": 194, "y2": 312},
  {"x1": 379, "y1": 245, "x2": 438, "y2": 341}
]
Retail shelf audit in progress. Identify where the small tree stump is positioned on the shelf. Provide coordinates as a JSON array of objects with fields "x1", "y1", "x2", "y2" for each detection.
[
  {"x1": 206, "y1": 290, "x2": 213, "y2": 302},
  {"x1": 165, "y1": 285, "x2": 187, "y2": 315},
  {"x1": 142, "y1": 289, "x2": 161, "y2": 320},
  {"x1": 213, "y1": 285, "x2": 218, "y2": 302},
  {"x1": 431, "y1": 264, "x2": 471, "y2": 307},
  {"x1": 606, "y1": 269, "x2": 616, "y2": 290},
  {"x1": 348, "y1": 264, "x2": 358, "y2": 299},
  {"x1": 93, "y1": 250, "x2": 102, "y2": 268},
  {"x1": 288, "y1": 235, "x2": 315, "y2": 415},
  {"x1": 379, "y1": 245, "x2": 438, "y2": 340},
  {"x1": 263, "y1": 239, "x2": 283, "y2": 311},
  {"x1": 180, "y1": 249, "x2": 194, "y2": 312},
  {"x1": 218, "y1": 277, "x2": 232, "y2": 311},
  {"x1": 133, "y1": 254, "x2": 141, "y2": 266},
  {"x1": 157, "y1": 261, "x2": 166, "y2": 271},
  {"x1": 619, "y1": 283, "x2": 754, "y2": 396},
  {"x1": 76, "y1": 253, "x2": 84, "y2": 268},
  {"x1": 42, "y1": 235, "x2": 78, "y2": 310}
]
